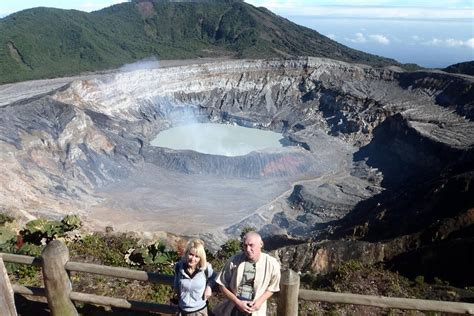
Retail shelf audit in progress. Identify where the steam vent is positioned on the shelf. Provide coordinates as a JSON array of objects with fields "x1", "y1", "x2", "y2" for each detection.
[{"x1": 0, "y1": 57, "x2": 473, "y2": 249}]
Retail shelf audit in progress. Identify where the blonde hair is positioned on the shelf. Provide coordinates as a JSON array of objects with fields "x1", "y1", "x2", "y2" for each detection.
[{"x1": 182, "y1": 238, "x2": 207, "y2": 270}]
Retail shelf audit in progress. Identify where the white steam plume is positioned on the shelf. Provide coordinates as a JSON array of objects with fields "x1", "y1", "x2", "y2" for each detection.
[{"x1": 119, "y1": 56, "x2": 161, "y2": 72}]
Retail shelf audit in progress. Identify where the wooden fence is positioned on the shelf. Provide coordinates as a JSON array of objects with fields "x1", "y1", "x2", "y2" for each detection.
[{"x1": 1, "y1": 240, "x2": 474, "y2": 315}]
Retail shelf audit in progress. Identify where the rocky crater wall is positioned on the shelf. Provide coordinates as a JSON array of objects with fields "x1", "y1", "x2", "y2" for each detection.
[{"x1": 0, "y1": 58, "x2": 472, "y2": 269}]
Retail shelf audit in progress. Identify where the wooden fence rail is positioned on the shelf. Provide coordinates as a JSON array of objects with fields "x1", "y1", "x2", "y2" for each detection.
[
  {"x1": 0, "y1": 252, "x2": 173, "y2": 284},
  {"x1": 1, "y1": 240, "x2": 474, "y2": 315},
  {"x1": 298, "y1": 289, "x2": 474, "y2": 314},
  {"x1": 11, "y1": 284, "x2": 177, "y2": 314}
]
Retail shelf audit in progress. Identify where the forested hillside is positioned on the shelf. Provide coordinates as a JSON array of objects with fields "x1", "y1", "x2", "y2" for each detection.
[{"x1": 0, "y1": 0, "x2": 401, "y2": 83}]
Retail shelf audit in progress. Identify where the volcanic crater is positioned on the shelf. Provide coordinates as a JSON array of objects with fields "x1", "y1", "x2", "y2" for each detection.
[{"x1": 0, "y1": 57, "x2": 473, "y2": 248}]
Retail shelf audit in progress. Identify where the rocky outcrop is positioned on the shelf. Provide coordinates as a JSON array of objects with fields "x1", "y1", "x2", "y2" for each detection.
[
  {"x1": 287, "y1": 177, "x2": 379, "y2": 223},
  {"x1": 276, "y1": 169, "x2": 473, "y2": 286},
  {"x1": 276, "y1": 240, "x2": 385, "y2": 275},
  {"x1": 353, "y1": 113, "x2": 474, "y2": 188},
  {"x1": 397, "y1": 71, "x2": 474, "y2": 119},
  {"x1": 142, "y1": 146, "x2": 318, "y2": 178},
  {"x1": 388, "y1": 237, "x2": 474, "y2": 287}
]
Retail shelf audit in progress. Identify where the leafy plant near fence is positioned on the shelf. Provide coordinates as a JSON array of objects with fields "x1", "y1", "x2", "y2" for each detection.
[
  {"x1": 0, "y1": 214, "x2": 15, "y2": 252},
  {"x1": 125, "y1": 241, "x2": 179, "y2": 274},
  {"x1": 1, "y1": 214, "x2": 83, "y2": 283},
  {"x1": 20, "y1": 215, "x2": 82, "y2": 245},
  {"x1": 1, "y1": 214, "x2": 82, "y2": 251}
]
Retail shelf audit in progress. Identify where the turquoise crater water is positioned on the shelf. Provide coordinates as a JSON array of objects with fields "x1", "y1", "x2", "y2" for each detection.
[{"x1": 150, "y1": 123, "x2": 284, "y2": 156}]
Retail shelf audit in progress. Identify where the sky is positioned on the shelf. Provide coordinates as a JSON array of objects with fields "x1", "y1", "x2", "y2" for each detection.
[{"x1": 0, "y1": 0, "x2": 473, "y2": 68}]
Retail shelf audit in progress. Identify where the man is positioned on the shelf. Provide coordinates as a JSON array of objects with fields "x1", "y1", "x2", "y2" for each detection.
[{"x1": 213, "y1": 231, "x2": 281, "y2": 315}]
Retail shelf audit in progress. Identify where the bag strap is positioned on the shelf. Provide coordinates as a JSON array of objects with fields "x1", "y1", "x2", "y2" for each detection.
[
  {"x1": 175, "y1": 262, "x2": 181, "y2": 294},
  {"x1": 202, "y1": 264, "x2": 211, "y2": 299}
]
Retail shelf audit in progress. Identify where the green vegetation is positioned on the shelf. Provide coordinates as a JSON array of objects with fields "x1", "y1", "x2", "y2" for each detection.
[
  {"x1": 20, "y1": 215, "x2": 82, "y2": 244},
  {"x1": 67, "y1": 232, "x2": 178, "y2": 307},
  {"x1": 1, "y1": 215, "x2": 82, "y2": 283},
  {"x1": 299, "y1": 260, "x2": 474, "y2": 314},
  {"x1": 69, "y1": 233, "x2": 137, "y2": 267},
  {"x1": 124, "y1": 241, "x2": 179, "y2": 274},
  {"x1": 0, "y1": 0, "x2": 401, "y2": 84},
  {"x1": 0, "y1": 213, "x2": 14, "y2": 225}
]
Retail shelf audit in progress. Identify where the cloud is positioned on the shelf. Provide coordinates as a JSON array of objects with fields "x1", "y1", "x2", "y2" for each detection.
[
  {"x1": 346, "y1": 32, "x2": 391, "y2": 45},
  {"x1": 348, "y1": 32, "x2": 367, "y2": 43},
  {"x1": 326, "y1": 33, "x2": 337, "y2": 40},
  {"x1": 446, "y1": 39, "x2": 465, "y2": 47},
  {"x1": 467, "y1": 38, "x2": 474, "y2": 48},
  {"x1": 424, "y1": 37, "x2": 474, "y2": 48},
  {"x1": 79, "y1": 1, "x2": 124, "y2": 12},
  {"x1": 245, "y1": 1, "x2": 473, "y2": 20},
  {"x1": 370, "y1": 34, "x2": 390, "y2": 45}
]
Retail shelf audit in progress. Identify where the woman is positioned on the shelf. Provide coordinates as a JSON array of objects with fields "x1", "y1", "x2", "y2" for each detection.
[{"x1": 174, "y1": 239, "x2": 215, "y2": 316}]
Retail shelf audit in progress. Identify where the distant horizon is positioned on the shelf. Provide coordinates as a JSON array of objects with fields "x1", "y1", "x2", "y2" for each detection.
[{"x1": 1, "y1": 0, "x2": 473, "y2": 68}]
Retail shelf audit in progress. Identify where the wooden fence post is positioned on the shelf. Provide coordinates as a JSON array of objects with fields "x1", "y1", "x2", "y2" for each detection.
[
  {"x1": 0, "y1": 257, "x2": 18, "y2": 316},
  {"x1": 41, "y1": 240, "x2": 77, "y2": 316},
  {"x1": 277, "y1": 269, "x2": 300, "y2": 316}
]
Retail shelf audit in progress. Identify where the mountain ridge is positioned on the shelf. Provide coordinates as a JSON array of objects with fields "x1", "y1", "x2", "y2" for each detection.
[
  {"x1": 443, "y1": 60, "x2": 474, "y2": 76},
  {"x1": 0, "y1": 0, "x2": 403, "y2": 84}
]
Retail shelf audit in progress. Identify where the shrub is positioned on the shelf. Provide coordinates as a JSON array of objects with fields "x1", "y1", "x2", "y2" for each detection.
[
  {"x1": 415, "y1": 275, "x2": 425, "y2": 286},
  {"x1": 68, "y1": 233, "x2": 133, "y2": 267},
  {"x1": 1, "y1": 215, "x2": 83, "y2": 283},
  {"x1": 0, "y1": 213, "x2": 14, "y2": 225},
  {"x1": 20, "y1": 215, "x2": 83, "y2": 245}
]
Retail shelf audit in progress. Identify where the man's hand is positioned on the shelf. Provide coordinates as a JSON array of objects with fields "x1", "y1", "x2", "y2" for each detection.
[
  {"x1": 236, "y1": 299, "x2": 256, "y2": 314},
  {"x1": 250, "y1": 299, "x2": 263, "y2": 311},
  {"x1": 250, "y1": 290, "x2": 274, "y2": 312}
]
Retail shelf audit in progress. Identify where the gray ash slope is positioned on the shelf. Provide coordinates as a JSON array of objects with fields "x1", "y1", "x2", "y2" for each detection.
[{"x1": 0, "y1": 57, "x2": 473, "y2": 284}]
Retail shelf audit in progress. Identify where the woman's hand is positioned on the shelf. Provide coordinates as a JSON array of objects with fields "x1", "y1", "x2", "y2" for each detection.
[{"x1": 204, "y1": 285, "x2": 212, "y2": 300}]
